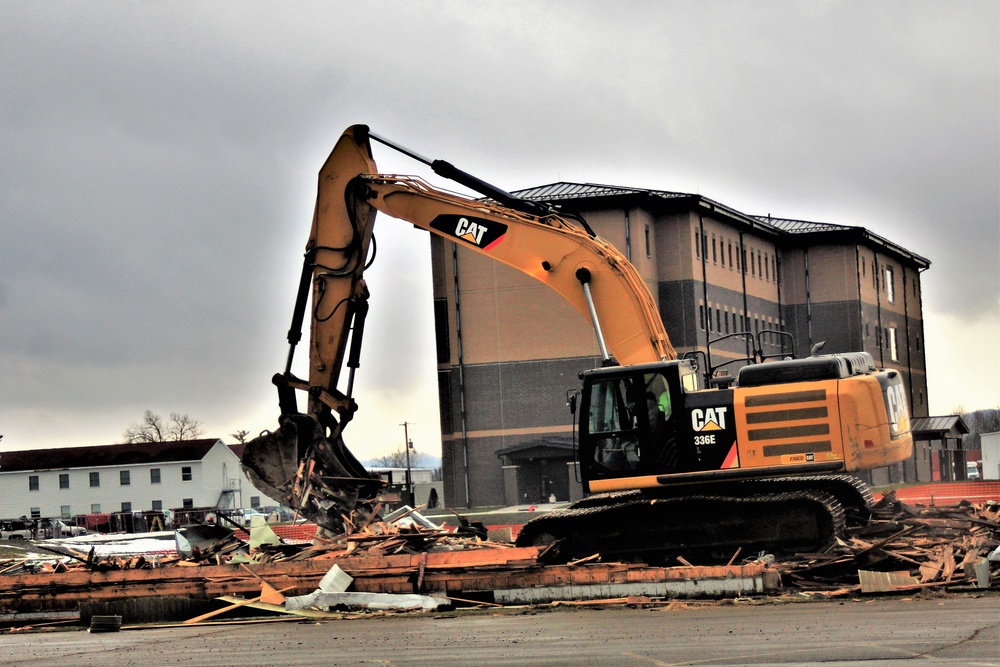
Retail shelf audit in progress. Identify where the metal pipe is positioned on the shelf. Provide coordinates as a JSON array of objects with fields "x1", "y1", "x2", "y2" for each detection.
[{"x1": 575, "y1": 268, "x2": 611, "y2": 363}]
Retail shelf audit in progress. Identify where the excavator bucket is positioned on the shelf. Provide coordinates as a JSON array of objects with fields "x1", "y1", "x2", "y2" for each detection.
[{"x1": 241, "y1": 414, "x2": 383, "y2": 536}]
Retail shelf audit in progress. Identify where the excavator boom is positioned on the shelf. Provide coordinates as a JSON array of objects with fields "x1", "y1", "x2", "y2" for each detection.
[{"x1": 241, "y1": 125, "x2": 675, "y2": 535}]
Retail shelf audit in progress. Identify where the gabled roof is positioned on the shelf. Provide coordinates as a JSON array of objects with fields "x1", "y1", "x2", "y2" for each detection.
[
  {"x1": 755, "y1": 216, "x2": 855, "y2": 234},
  {"x1": 911, "y1": 415, "x2": 970, "y2": 437},
  {"x1": 496, "y1": 436, "x2": 575, "y2": 461},
  {"x1": 754, "y1": 215, "x2": 930, "y2": 268},
  {"x1": 510, "y1": 181, "x2": 929, "y2": 268},
  {"x1": 513, "y1": 182, "x2": 690, "y2": 203},
  {"x1": 0, "y1": 439, "x2": 226, "y2": 473}
]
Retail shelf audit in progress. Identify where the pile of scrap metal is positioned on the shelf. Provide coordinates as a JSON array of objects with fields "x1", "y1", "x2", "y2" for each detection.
[{"x1": 777, "y1": 493, "x2": 999, "y2": 595}]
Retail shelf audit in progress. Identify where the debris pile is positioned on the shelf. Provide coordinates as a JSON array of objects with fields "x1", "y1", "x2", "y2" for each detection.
[
  {"x1": 779, "y1": 493, "x2": 999, "y2": 595},
  {"x1": 0, "y1": 507, "x2": 502, "y2": 577}
]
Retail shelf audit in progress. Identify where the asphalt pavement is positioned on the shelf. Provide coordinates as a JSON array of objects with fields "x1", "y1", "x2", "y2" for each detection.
[{"x1": 0, "y1": 594, "x2": 996, "y2": 667}]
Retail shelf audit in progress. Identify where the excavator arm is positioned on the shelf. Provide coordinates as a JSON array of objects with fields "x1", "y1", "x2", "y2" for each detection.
[{"x1": 242, "y1": 125, "x2": 675, "y2": 535}]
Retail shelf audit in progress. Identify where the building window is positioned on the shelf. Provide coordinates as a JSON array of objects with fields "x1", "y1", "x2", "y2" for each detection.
[
  {"x1": 723, "y1": 308, "x2": 730, "y2": 334},
  {"x1": 728, "y1": 242, "x2": 734, "y2": 268},
  {"x1": 737, "y1": 245, "x2": 743, "y2": 272},
  {"x1": 764, "y1": 253, "x2": 769, "y2": 281},
  {"x1": 150, "y1": 468, "x2": 161, "y2": 484},
  {"x1": 720, "y1": 238, "x2": 725, "y2": 267},
  {"x1": 30, "y1": 508, "x2": 40, "y2": 519},
  {"x1": 644, "y1": 224, "x2": 651, "y2": 257},
  {"x1": 182, "y1": 498, "x2": 194, "y2": 509},
  {"x1": 695, "y1": 230, "x2": 701, "y2": 258},
  {"x1": 181, "y1": 466, "x2": 193, "y2": 482},
  {"x1": 885, "y1": 267, "x2": 895, "y2": 303},
  {"x1": 699, "y1": 304, "x2": 705, "y2": 330},
  {"x1": 250, "y1": 496, "x2": 261, "y2": 508},
  {"x1": 757, "y1": 251, "x2": 763, "y2": 279},
  {"x1": 121, "y1": 502, "x2": 132, "y2": 512},
  {"x1": 716, "y1": 307, "x2": 721, "y2": 333},
  {"x1": 152, "y1": 500, "x2": 163, "y2": 511},
  {"x1": 120, "y1": 470, "x2": 131, "y2": 486},
  {"x1": 59, "y1": 473, "x2": 70, "y2": 489},
  {"x1": 29, "y1": 475, "x2": 39, "y2": 491},
  {"x1": 712, "y1": 234, "x2": 718, "y2": 264},
  {"x1": 751, "y1": 250, "x2": 756, "y2": 277},
  {"x1": 772, "y1": 256, "x2": 777, "y2": 283},
  {"x1": 862, "y1": 261, "x2": 866, "y2": 277},
  {"x1": 90, "y1": 472, "x2": 100, "y2": 488},
  {"x1": 91, "y1": 504, "x2": 101, "y2": 513},
  {"x1": 60, "y1": 506, "x2": 71, "y2": 519},
  {"x1": 887, "y1": 327, "x2": 898, "y2": 361}
]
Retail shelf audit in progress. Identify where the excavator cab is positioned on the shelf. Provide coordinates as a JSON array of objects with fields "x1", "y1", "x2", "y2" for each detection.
[{"x1": 578, "y1": 360, "x2": 699, "y2": 484}]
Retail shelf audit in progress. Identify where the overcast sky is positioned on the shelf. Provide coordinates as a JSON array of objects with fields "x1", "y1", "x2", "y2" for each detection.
[{"x1": 2, "y1": 2, "x2": 997, "y2": 459}]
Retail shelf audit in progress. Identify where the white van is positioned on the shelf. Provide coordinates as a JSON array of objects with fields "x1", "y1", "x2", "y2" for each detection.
[{"x1": 966, "y1": 461, "x2": 981, "y2": 480}]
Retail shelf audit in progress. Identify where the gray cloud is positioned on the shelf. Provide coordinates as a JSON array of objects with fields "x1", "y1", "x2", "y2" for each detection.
[{"x1": 1, "y1": 1, "x2": 996, "y2": 452}]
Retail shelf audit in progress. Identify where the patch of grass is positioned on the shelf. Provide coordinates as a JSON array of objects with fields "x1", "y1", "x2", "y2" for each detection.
[{"x1": 0, "y1": 541, "x2": 29, "y2": 559}]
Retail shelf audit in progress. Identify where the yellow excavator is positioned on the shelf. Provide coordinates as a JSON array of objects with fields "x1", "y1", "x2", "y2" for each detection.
[{"x1": 242, "y1": 125, "x2": 913, "y2": 561}]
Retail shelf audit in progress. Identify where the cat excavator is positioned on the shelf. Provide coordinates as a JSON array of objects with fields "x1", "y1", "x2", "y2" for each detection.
[{"x1": 242, "y1": 124, "x2": 913, "y2": 561}]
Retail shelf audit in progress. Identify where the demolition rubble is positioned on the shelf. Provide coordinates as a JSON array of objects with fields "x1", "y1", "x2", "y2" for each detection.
[{"x1": 0, "y1": 494, "x2": 996, "y2": 629}]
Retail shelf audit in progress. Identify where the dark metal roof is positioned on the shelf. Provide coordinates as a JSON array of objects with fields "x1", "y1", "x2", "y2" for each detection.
[
  {"x1": 755, "y1": 216, "x2": 856, "y2": 234},
  {"x1": 911, "y1": 415, "x2": 970, "y2": 436},
  {"x1": 496, "y1": 436, "x2": 575, "y2": 460},
  {"x1": 512, "y1": 182, "x2": 690, "y2": 202},
  {"x1": 753, "y1": 215, "x2": 930, "y2": 268},
  {"x1": 508, "y1": 181, "x2": 928, "y2": 268},
  {"x1": 0, "y1": 439, "x2": 226, "y2": 473}
]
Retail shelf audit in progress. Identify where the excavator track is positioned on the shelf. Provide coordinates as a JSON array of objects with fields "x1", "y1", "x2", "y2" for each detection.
[{"x1": 516, "y1": 475, "x2": 869, "y2": 564}]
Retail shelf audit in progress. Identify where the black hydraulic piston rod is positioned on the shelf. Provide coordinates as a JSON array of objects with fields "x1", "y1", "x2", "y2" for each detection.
[{"x1": 366, "y1": 128, "x2": 551, "y2": 218}]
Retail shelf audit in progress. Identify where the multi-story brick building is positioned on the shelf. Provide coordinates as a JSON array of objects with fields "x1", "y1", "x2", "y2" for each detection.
[{"x1": 431, "y1": 183, "x2": 930, "y2": 507}]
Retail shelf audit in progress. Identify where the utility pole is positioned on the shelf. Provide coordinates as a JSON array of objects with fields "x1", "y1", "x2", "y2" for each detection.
[{"x1": 400, "y1": 421, "x2": 414, "y2": 507}]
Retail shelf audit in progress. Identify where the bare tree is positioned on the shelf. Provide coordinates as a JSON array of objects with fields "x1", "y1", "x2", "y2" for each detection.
[
  {"x1": 123, "y1": 410, "x2": 165, "y2": 443},
  {"x1": 960, "y1": 405, "x2": 1000, "y2": 451},
  {"x1": 371, "y1": 446, "x2": 427, "y2": 468},
  {"x1": 230, "y1": 429, "x2": 250, "y2": 444},
  {"x1": 123, "y1": 410, "x2": 204, "y2": 443}
]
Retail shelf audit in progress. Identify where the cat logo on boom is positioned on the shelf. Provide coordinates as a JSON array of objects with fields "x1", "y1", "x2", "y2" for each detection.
[{"x1": 430, "y1": 214, "x2": 508, "y2": 250}]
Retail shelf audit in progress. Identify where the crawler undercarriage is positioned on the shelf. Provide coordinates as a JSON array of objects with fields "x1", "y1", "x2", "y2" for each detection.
[{"x1": 515, "y1": 474, "x2": 874, "y2": 564}]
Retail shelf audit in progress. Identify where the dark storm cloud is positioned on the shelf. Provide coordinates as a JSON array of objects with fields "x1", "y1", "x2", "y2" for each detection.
[{"x1": 1, "y1": 1, "x2": 996, "y2": 451}]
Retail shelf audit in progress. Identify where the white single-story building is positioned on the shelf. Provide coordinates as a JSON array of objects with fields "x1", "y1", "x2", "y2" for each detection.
[{"x1": 0, "y1": 439, "x2": 280, "y2": 521}]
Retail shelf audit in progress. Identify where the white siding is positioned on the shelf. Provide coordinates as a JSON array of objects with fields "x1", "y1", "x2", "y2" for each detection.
[{"x1": 0, "y1": 441, "x2": 280, "y2": 519}]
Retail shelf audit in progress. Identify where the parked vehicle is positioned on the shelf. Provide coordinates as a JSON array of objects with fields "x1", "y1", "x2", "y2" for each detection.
[
  {"x1": 0, "y1": 519, "x2": 33, "y2": 540},
  {"x1": 967, "y1": 461, "x2": 981, "y2": 480},
  {"x1": 257, "y1": 506, "x2": 296, "y2": 523},
  {"x1": 238, "y1": 508, "x2": 267, "y2": 527}
]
